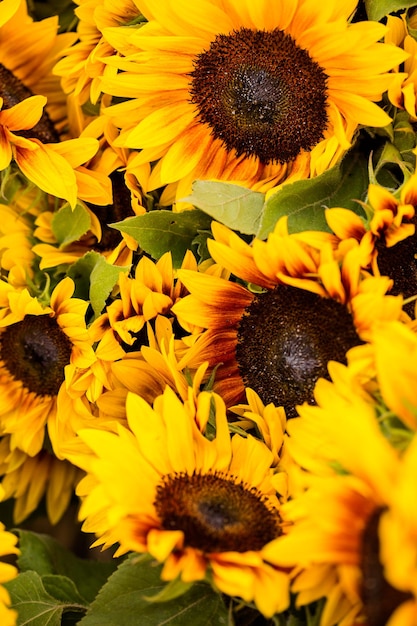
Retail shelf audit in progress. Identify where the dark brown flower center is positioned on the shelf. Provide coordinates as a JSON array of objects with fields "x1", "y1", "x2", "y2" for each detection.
[
  {"x1": 236, "y1": 285, "x2": 363, "y2": 418},
  {"x1": 0, "y1": 63, "x2": 60, "y2": 143},
  {"x1": 0, "y1": 314, "x2": 73, "y2": 396},
  {"x1": 375, "y1": 219, "x2": 417, "y2": 318},
  {"x1": 189, "y1": 28, "x2": 328, "y2": 164},
  {"x1": 360, "y1": 508, "x2": 412, "y2": 626},
  {"x1": 154, "y1": 470, "x2": 281, "y2": 553},
  {"x1": 88, "y1": 170, "x2": 135, "y2": 252}
]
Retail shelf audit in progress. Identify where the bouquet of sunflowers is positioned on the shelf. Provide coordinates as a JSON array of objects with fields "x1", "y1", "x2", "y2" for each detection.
[{"x1": 1, "y1": 0, "x2": 417, "y2": 624}]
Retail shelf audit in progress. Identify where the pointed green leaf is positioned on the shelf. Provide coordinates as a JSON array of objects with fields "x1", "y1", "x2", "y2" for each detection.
[
  {"x1": 90, "y1": 256, "x2": 129, "y2": 318},
  {"x1": 78, "y1": 554, "x2": 228, "y2": 626},
  {"x1": 111, "y1": 209, "x2": 213, "y2": 267},
  {"x1": 364, "y1": 0, "x2": 417, "y2": 20},
  {"x1": 15, "y1": 530, "x2": 119, "y2": 605},
  {"x1": 183, "y1": 181, "x2": 264, "y2": 235},
  {"x1": 52, "y1": 202, "x2": 92, "y2": 248},
  {"x1": 257, "y1": 150, "x2": 368, "y2": 239},
  {"x1": 4, "y1": 571, "x2": 86, "y2": 626},
  {"x1": 67, "y1": 251, "x2": 129, "y2": 317},
  {"x1": 42, "y1": 575, "x2": 87, "y2": 605}
]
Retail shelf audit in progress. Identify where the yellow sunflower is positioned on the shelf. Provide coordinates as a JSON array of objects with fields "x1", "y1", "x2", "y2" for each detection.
[
  {"x1": 0, "y1": 192, "x2": 41, "y2": 289},
  {"x1": 98, "y1": 314, "x2": 209, "y2": 418},
  {"x1": 0, "y1": 0, "x2": 112, "y2": 207},
  {"x1": 378, "y1": 435, "x2": 417, "y2": 626},
  {"x1": 89, "y1": 249, "x2": 197, "y2": 350},
  {"x1": 0, "y1": 515, "x2": 19, "y2": 626},
  {"x1": 172, "y1": 219, "x2": 404, "y2": 416},
  {"x1": 385, "y1": 13, "x2": 417, "y2": 120},
  {"x1": 0, "y1": 436, "x2": 81, "y2": 525},
  {"x1": 325, "y1": 175, "x2": 417, "y2": 316},
  {"x1": 53, "y1": 0, "x2": 143, "y2": 105},
  {"x1": 340, "y1": 320, "x2": 417, "y2": 433},
  {"x1": 65, "y1": 385, "x2": 290, "y2": 617},
  {"x1": 262, "y1": 361, "x2": 405, "y2": 626},
  {"x1": 0, "y1": 0, "x2": 76, "y2": 134},
  {"x1": 0, "y1": 276, "x2": 95, "y2": 458},
  {"x1": 98, "y1": 0, "x2": 407, "y2": 207}
]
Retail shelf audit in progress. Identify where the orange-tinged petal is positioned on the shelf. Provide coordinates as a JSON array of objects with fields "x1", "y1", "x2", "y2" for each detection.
[
  {"x1": 15, "y1": 142, "x2": 78, "y2": 207},
  {"x1": 49, "y1": 138, "x2": 99, "y2": 168},
  {"x1": 0, "y1": 95, "x2": 46, "y2": 131},
  {"x1": 0, "y1": 127, "x2": 12, "y2": 170}
]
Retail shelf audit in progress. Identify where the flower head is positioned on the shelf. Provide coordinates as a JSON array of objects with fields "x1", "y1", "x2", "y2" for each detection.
[
  {"x1": 99, "y1": 0, "x2": 407, "y2": 206},
  {"x1": 173, "y1": 219, "x2": 404, "y2": 416},
  {"x1": 67, "y1": 386, "x2": 290, "y2": 617}
]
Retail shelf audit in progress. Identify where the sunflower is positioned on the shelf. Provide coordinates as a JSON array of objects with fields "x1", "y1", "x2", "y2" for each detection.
[
  {"x1": 0, "y1": 516, "x2": 19, "y2": 626},
  {"x1": 378, "y1": 435, "x2": 417, "y2": 626},
  {"x1": 96, "y1": 313, "x2": 210, "y2": 421},
  {"x1": 53, "y1": 0, "x2": 145, "y2": 105},
  {"x1": 385, "y1": 13, "x2": 417, "y2": 120},
  {"x1": 89, "y1": 249, "x2": 198, "y2": 350},
  {"x1": 97, "y1": 0, "x2": 407, "y2": 207},
  {"x1": 172, "y1": 219, "x2": 404, "y2": 416},
  {"x1": 65, "y1": 385, "x2": 290, "y2": 617},
  {"x1": 0, "y1": 276, "x2": 95, "y2": 458},
  {"x1": 262, "y1": 361, "x2": 405, "y2": 626},
  {"x1": 341, "y1": 320, "x2": 417, "y2": 433},
  {"x1": 0, "y1": 0, "x2": 77, "y2": 133},
  {"x1": 0, "y1": 0, "x2": 112, "y2": 207},
  {"x1": 0, "y1": 191, "x2": 41, "y2": 288},
  {"x1": 325, "y1": 176, "x2": 417, "y2": 317},
  {"x1": 0, "y1": 436, "x2": 81, "y2": 525}
]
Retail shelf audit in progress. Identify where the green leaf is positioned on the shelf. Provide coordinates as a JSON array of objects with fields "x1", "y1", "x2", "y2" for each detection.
[
  {"x1": 42, "y1": 575, "x2": 87, "y2": 605},
  {"x1": 4, "y1": 571, "x2": 86, "y2": 626},
  {"x1": 364, "y1": 0, "x2": 417, "y2": 20},
  {"x1": 78, "y1": 554, "x2": 229, "y2": 626},
  {"x1": 51, "y1": 202, "x2": 92, "y2": 248},
  {"x1": 16, "y1": 530, "x2": 119, "y2": 605},
  {"x1": 257, "y1": 150, "x2": 368, "y2": 239},
  {"x1": 111, "y1": 209, "x2": 213, "y2": 267},
  {"x1": 90, "y1": 256, "x2": 128, "y2": 318},
  {"x1": 67, "y1": 251, "x2": 129, "y2": 317},
  {"x1": 183, "y1": 181, "x2": 265, "y2": 235}
]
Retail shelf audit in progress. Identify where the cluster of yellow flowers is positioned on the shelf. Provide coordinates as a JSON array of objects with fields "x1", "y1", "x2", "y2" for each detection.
[{"x1": 0, "y1": 1, "x2": 417, "y2": 625}]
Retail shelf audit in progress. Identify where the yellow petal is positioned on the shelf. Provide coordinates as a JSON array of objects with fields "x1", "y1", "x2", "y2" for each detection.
[
  {"x1": 0, "y1": 95, "x2": 46, "y2": 131},
  {"x1": 15, "y1": 142, "x2": 77, "y2": 208}
]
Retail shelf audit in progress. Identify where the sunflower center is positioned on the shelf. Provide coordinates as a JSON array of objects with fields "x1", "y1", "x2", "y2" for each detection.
[
  {"x1": 360, "y1": 509, "x2": 412, "y2": 626},
  {"x1": 0, "y1": 63, "x2": 60, "y2": 143},
  {"x1": 376, "y1": 221, "x2": 417, "y2": 318},
  {"x1": 189, "y1": 27, "x2": 328, "y2": 164},
  {"x1": 0, "y1": 314, "x2": 73, "y2": 396},
  {"x1": 236, "y1": 285, "x2": 363, "y2": 417},
  {"x1": 154, "y1": 471, "x2": 281, "y2": 553},
  {"x1": 88, "y1": 171, "x2": 135, "y2": 252}
]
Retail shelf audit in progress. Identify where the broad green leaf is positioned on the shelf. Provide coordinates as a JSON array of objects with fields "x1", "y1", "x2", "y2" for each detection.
[
  {"x1": 78, "y1": 554, "x2": 229, "y2": 626},
  {"x1": 257, "y1": 150, "x2": 368, "y2": 239},
  {"x1": 4, "y1": 571, "x2": 86, "y2": 626},
  {"x1": 51, "y1": 202, "x2": 91, "y2": 248},
  {"x1": 183, "y1": 181, "x2": 265, "y2": 235},
  {"x1": 111, "y1": 209, "x2": 213, "y2": 267},
  {"x1": 42, "y1": 575, "x2": 86, "y2": 605},
  {"x1": 90, "y1": 256, "x2": 128, "y2": 318},
  {"x1": 364, "y1": 0, "x2": 417, "y2": 20},
  {"x1": 67, "y1": 251, "x2": 128, "y2": 317},
  {"x1": 16, "y1": 530, "x2": 119, "y2": 605}
]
